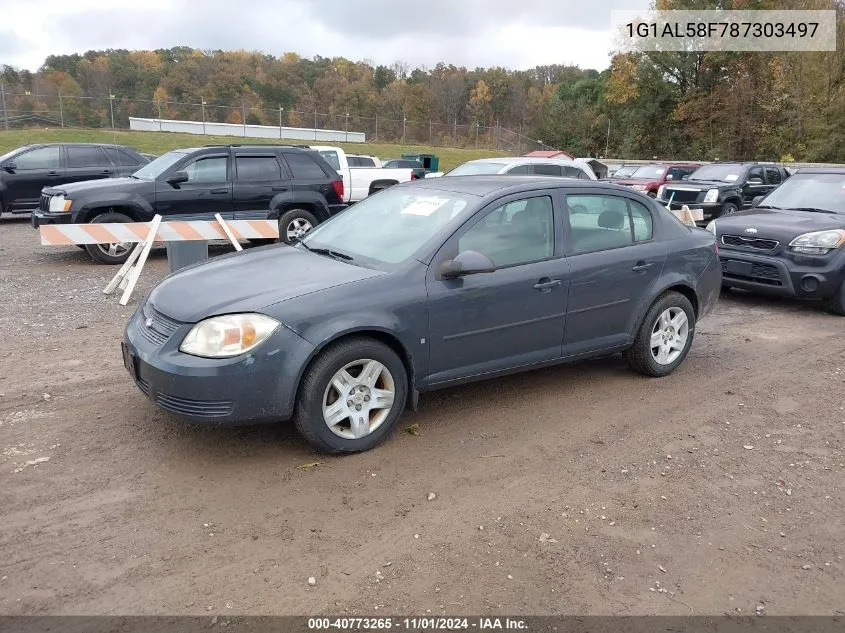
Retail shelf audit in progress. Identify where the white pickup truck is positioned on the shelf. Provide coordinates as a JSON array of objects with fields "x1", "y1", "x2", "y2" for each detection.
[{"x1": 311, "y1": 146, "x2": 416, "y2": 203}]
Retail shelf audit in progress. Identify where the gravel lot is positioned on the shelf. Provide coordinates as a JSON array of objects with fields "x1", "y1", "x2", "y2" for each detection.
[{"x1": 1, "y1": 215, "x2": 844, "y2": 616}]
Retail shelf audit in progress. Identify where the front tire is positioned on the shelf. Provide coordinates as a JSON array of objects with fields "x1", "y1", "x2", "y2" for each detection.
[
  {"x1": 718, "y1": 201, "x2": 739, "y2": 217},
  {"x1": 294, "y1": 337, "x2": 408, "y2": 454},
  {"x1": 828, "y1": 280, "x2": 845, "y2": 316},
  {"x1": 84, "y1": 212, "x2": 134, "y2": 265},
  {"x1": 623, "y1": 292, "x2": 696, "y2": 377},
  {"x1": 278, "y1": 208, "x2": 317, "y2": 244}
]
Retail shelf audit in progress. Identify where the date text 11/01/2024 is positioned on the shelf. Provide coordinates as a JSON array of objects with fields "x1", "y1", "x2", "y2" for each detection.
[
  {"x1": 626, "y1": 21, "x2": 820, "y2": 39},
  {"x1": 308, "y1": 618, "x2": 529, "y2": 630}
]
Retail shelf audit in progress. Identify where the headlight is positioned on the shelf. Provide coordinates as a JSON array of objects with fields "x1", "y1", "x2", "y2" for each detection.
[
  {"x1": 788, "y1": 229, "x2": 845, "y2": 255},
  {"x1": 703, "y1": 188, "x2": 719, "y2": 203},
  {"x1": 656, "y1": 185, "x2": 665, "y2": 199},
  {"x1": 180, "y1": 313, "x2": 281, "y2": 358},
  {"x1": 631, "y1": 184, "x2": 647, "y2": 191},
  {"x1": 48, "y1": 195, "x2": 72, "y2": 212},
  {"x1": 705, "y1": 220, "x2": 717, "y2": 235}
]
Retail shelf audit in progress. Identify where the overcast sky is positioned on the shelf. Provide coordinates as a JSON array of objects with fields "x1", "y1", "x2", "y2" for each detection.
[{"x1": 0, "y1": 0, "x2": 650, "y2": 73}]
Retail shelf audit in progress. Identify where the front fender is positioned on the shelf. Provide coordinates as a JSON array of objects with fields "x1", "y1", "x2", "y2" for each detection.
[{"x1": 77, "y1": 195, "x2": 154, "y2": 222}]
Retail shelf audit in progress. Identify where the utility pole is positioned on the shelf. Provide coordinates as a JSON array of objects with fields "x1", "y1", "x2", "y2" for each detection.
[
  {"x1": 429, "y1": 119, "x2": 432, "y2": 145},
  {"x1": 454, "y1": 118, "x2": 457, "y2": 145},
  {"x1": 58, "y1": 90, "x2": 64, "y2": 127},
  {"x1": 345, "y1": 111, "x2": 349, "y2": 143},
  {"x1": 605, "y1": 118, "x2": 611, "y2": 158},
  {"x1": 375, "y1": 114, "x2": 378, "y2": 142},
  {"x1": 157, "y1": 100, "x2": 163, "y2": 131},
  {"x1": 279, "y1": 105, "x2": 284, "y2": 138},
  {"x1": 108, "y1": 91, "x2": 116, "y2": 135},
  {"x1": 402, "y1": 115, "x2": 407, "y2": 144},
  {"x1": 314, "y1": 108, "x2": 318, "y2": 141},
  {"x1": 0, "y1": 84, "x2": 7, "y2": 131},
  {"x1": 242, "y1": 98, "x2": 246, "y2": 136},
  {"x1": 201, "y1": 97, "x2": 206, "y2": 135},
  {"x1": 495, "y1": 119, "x2": 499, "y2": 151},
  {"x1": 475, "y1": 121, "x2": 480, "y2": 147}
]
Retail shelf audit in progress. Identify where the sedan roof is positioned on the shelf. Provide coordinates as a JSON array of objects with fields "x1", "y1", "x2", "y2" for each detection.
[{"x1": 404, "y1": 175, "x2": 620, "y2": 197}]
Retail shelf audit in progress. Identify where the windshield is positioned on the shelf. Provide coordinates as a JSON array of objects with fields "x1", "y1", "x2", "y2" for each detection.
[
  {"x1": 302, "y1": 187, "x2": 475, "y2": 269},
  {"x1": 447, "y1": 162, "x2": 507, "y2": 176},
  {"x1": 631, "y1": 164, "x2": 666, "y2": 179},
  {"x1": 613, "y1": 165, "x2": 638, "y2": 177},
  {"x1": 756, "y1": 174, "x2": 845, "y2": 214},
  {"x1": 318, "y1": 150, "x2": 341, "y2": 171},
  {"x1": 0, "y1": 147, "x2": 24, "y2": 163},
  {"x1": 688, "y1": 164, "x2": 744, "y2": 182},
  {"x1": 132, "y1": 150, "x2": 189, "y2": 179}
]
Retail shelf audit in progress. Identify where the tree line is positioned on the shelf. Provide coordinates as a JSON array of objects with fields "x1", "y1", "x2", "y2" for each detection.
[{"x1": 1, "y1": 0, "x2": 844, "y2": 161}]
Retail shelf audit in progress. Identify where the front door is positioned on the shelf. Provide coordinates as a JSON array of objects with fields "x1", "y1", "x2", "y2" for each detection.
[
  {"x1": 562, "y1": 191, "x2": 666, "y2": 355},
  {"x1": 3, "y1": 145, "x2": 64, "y2": 210},
  {"x1": 742, "y1": 166, "x2": 768, "y2": 207},
  {"x1": 155, "y1": 153, "x2": 233, "y2": 219},
  {"x1": 425, "y1": 193, "x2": 570, "y2": 385},
  {"x1": 232, "y1": 153, "x2": 290, "y2": 220}
]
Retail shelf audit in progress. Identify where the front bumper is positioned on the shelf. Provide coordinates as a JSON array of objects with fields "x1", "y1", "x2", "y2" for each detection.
[
  {"x1": 123, "y1": 303, "x2": 316, "y2": 426},
  {"x1": 719, "y1": 247, "x2": 845, "y2": 299},
  {"x1": 31, "y1": 210, "x2": 74, "y2": 228}
]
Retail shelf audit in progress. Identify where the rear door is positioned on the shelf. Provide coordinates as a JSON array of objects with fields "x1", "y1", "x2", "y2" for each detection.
[
  {"x1": 232, "y1": 152, "x2": 290, "y2": 220},
  {"x1": 154, "y1": 152, "x2": 233, "y2": 219},
  {"x1": 3, "y1": 145, "x2": 64, "y2": 210},
  {"x1": 562, "y1": 190, "x2": 666, "y2": 356},
  {"x1": 65, "y1": 145, "x2": 115, "y2": 186}
]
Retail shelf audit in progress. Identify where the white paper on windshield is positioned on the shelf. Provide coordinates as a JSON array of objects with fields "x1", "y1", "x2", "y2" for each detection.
[
  {"x1": 401, "y1": 196, "x2": 451, "y2": 216},
  {"x1": 724, "y1": 174, "x2": 739, "y2": 181}
]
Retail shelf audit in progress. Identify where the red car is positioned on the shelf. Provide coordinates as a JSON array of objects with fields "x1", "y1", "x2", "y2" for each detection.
[{"x1": 611, "y1": 163, "x2": 701, "y2": 198}]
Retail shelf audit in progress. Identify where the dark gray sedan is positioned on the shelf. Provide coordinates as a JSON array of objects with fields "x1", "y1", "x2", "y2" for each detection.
[{"x1": 123, "y1": 177, "x2": 721, "y2": 453}]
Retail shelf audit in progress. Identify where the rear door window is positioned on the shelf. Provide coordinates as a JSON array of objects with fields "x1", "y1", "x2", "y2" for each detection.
[
  {"x1": 566, "y1": 194, "x2": 654, "y2": 254},
  {"x1": 235, "y1": 155, "x2": 282, "y2": 181},
  {"x1": 67, "y1": 146, "x2": 111, "y2": 168},
  {"x1": 531, "y1": 164, "x2": 563, "y2": 177},
  {"x1": 284, "y1": 153, "x2": 329, "y2": 179},
  {"x1": 104, "y1": 147, "x2": 141, "y2": 166}
]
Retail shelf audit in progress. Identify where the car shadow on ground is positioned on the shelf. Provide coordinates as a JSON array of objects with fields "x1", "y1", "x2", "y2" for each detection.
[{"x1": 719, "y1": 287, "x2": 833, "y2": 316}]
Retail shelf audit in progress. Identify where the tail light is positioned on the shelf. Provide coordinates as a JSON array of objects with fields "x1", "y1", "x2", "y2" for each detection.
[
  {"x1": 331, "y1": 179, "x2": 343, "y2": 200},
  {"x1": 410, "y1": 173, "x2": 417, "y2": 180}
]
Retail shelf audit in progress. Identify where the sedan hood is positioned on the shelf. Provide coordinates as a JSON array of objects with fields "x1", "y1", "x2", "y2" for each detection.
[
  {"x1": 715, "y1": 208, "x2": 845, "y2": 241},
  {"x1": 147, "y1": 245, "x2": 384, "y2": 323},
  {"x1": 44, "y1": 177, "x2": 142, "y2": 195}
]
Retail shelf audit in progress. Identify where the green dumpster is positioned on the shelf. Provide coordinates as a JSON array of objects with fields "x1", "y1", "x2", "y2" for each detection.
[{"x1": 401, "y1": 153, "x2": 440, "y2": 172}]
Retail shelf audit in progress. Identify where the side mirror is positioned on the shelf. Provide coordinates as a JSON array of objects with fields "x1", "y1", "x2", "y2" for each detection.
[
  {"x1": 665, "y1": 174, "x2": 674, "y2": 180},
  {"x1": 748, "y1": 178, "x2": 763, "y2": 185},
  {"x1": 438, "y1": 250, "x2": 496, "y2": 279},
  {"x1": 681, "y1": 174, "x2": 689, "y2": 180},
  {"x1": 3, "y1": 161, "x2": 17, "y2": 173},
  {"x1": 166, "y1": 171, "x2": 189, "y2": 187},
  {"x1": 751, "y1": 195, "x2": 765, "y2": 207}
]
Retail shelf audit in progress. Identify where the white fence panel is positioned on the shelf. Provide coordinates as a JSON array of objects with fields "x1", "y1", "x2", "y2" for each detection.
[{"x1": 129, "y1": 117, "x2": 366, "y2": 143}]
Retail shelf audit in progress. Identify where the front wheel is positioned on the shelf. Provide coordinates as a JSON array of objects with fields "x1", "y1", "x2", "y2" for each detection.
[
  {"x1": 84, "y1": 212, "x2": 134, "y2": 264},
  {"x1": 294, "y1": 337, "x2": 408, "y2": 454},
  {"x1": 718, "y1": 202, "x2": 739, "y2": 217},
  {"x1": 623, "y1": 292, "x2": 696, "y2": 377},
  {"x1": 278, "y1": 208, "x2": 318, "y2": 244}
]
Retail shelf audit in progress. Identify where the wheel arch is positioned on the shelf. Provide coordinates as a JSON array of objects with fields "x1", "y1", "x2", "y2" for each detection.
[
  {"x1": 79, "y1": 202, "x2": 149, "y2": 223},
  {"x1": 294, "y1": 328, "x2": 418, "y2": 413},
  {"x1": 368, "y1": 179, "x2": 399, "y2": 195}
]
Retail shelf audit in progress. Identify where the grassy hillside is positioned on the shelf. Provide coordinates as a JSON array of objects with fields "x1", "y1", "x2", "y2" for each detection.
[{"x1": 0, "y1": 129, "x2": 506, "y2": 172}]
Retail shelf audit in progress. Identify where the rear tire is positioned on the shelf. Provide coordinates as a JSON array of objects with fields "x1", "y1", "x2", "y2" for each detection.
[
  {"x1": 827, "y1": 280, "x2": 845, "y2": 316},
  {"x1": 278, "y1": 208, "x2": 318, "y2": 244},
  {"x1": 84, "y1": 212, "x2": 134, "y2": 265},
  {"x1": 294, "y1": 337, "x2": 408, "y2": 454},
  {"x1": 623, "y1": 292, "x2": 696, "y2": 377}
]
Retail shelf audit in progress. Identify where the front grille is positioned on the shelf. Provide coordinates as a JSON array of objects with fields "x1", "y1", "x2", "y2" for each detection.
[
  {"x1": 721, "y1": 235, "x2": 779, "y2": 251},
  {"x1": 137, "y1": 303, "x2": 183, "y2": 346},
  {"x1": 721, "y1": 259, "x2": 783, "y2": 286},
  {"x1": 39, "y1": 194, "x2": 51, "y2": 212},
  {"x1": 664, "y1": 189, "x2": 701, "y2": 204},
  {"x1": 155, "y1": 392, "x2": 234, "y2": 418}
]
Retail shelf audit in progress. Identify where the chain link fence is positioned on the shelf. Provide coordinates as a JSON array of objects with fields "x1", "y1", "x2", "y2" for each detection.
[{"x1": 0, "y1": 88, "x2": 553, "y2": 153}]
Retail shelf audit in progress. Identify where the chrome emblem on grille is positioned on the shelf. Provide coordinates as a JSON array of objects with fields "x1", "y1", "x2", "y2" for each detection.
[
  {"x1": 145, "y1": 317, "x2": 154, "y2": 328},
  {"x1": 744, "y1": 227, "x2": 758, "y2": 235}
]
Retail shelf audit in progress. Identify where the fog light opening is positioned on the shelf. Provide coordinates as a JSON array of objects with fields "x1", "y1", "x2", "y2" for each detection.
[{"x1": 800, "y1": 275, "x2": 821, "y2": 293}]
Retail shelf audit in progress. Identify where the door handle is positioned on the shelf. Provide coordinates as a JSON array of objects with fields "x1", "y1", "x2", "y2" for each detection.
[
  {"x1": 534, "y1": 278, "x2": 562, "y2": 290},
  {"x1": 47, "y1": 171, "x2": 59, "y2": 177},
  {"x1": 271, "y1": 186, "x2": 288, "y2": 192},
  {"x1": 209, "y1": 188, "x2": 228, "y2": 194},
  {"x1": 102, "y1": 169, "x2": 114, "y2": 174},
  {"x1": 632, "y1": 261, "x2": 656, "y2": 272}
]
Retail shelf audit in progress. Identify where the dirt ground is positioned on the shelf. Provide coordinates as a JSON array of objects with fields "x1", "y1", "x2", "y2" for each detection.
[{"x1": 1, "y1": 215, "x2": 844, "y2": 617}]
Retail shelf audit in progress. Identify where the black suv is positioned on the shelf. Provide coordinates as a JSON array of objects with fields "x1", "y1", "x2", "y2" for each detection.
[
  {"x1": 708, "y1": 167, "x2": 845, "y2": 315},
  {"x1": 32, "y1": 145, "x2": 346, "y2": 264},
  {"x1": 657, "y1": 162, "x2": 790, "y2": 221},
  {"x1": 1, "y1": 143, "x2": 149, "y2": 217}
]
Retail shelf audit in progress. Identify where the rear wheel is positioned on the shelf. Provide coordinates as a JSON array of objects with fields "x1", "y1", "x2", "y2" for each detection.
[
  {"x1": 294, "y1": 337, "x2": 408, "y2": 454},
  {"x1": 84, "y1": 212, "x2": 134, "y2": 265},
  {"x1": 278, "y1": 208, "x2": 317, "y2": 244},
  {"x1": 718, "y1": 202, "x2": 739, "y2": 217},
  {"x1": 623, "y1": 292, "x2": 696, "y2": 377}
]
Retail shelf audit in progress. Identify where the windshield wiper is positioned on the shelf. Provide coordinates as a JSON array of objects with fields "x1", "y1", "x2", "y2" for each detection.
[
  {"x1": 754, "y1": 205, "x2": 781, "y2": 210},
  {"x1": 303, "y1": 244, "x2": 354, "y2": 262},
  {"x1": 791, "y1": 207, "x2": 837, "y2": 214}
]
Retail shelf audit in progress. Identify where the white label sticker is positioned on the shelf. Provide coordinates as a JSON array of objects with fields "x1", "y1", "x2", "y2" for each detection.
[
  {"x1": 724, "y1": 174, "x2": 739, "y2": 181},
  {"x1": 400, "y1": 197, "x2": 450, "y2": 216}
]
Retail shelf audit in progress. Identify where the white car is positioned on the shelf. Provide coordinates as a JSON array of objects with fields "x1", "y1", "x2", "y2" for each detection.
[
  {"x1": 312, "y1": 146, "x2": 415, "y2": 203},
  {"x1": 430, "y1": 157, "x2": 598, "y2": 180}
]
